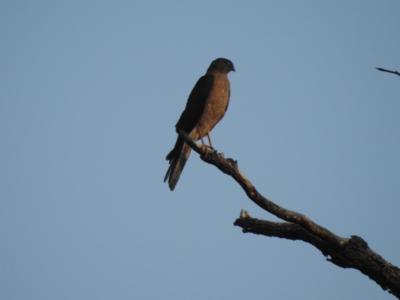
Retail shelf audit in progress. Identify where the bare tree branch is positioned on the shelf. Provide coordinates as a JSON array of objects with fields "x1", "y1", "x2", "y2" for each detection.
[
  {"x1": 234, "y1": 210, "x2": 400, "y2": 298},
  {"x1": 376, "y1": 68, "x2": 400, "y2": 77},
  {"x1": 179, "y1": 130, "x2": 400, "y2": 299},
  {"x1": 234, "y1": 210, "x2": 331, "y2": 252}
]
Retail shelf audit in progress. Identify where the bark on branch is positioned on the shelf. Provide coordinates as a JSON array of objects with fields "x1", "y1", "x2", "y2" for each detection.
[{"x1": 179, "y1": 130, "x2": 400, "y2": 299}]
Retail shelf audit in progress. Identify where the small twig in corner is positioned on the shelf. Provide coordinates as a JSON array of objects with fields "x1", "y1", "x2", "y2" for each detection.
[{"x1": 376, "y1": 68, "x2": 400, "y2": 77}]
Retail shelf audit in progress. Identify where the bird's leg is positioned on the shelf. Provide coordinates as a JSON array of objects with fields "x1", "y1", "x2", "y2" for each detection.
[
  {"x1": 207, "y1": 132, "x2": 224, "y2": 157},
  {"x1": 206, "y1": 133, "x2": 214, "y2": 149},
  {"x1": 196, "y1": 126, "x2": 206, "y2": 148},
  {"x1": 196, "y1": 126, "x2": 211, "y2": 157}
]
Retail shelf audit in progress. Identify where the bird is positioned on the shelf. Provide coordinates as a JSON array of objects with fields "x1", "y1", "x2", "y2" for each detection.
[{"x1": 164, "y1": 58, "x2": 235, "y2": 191}]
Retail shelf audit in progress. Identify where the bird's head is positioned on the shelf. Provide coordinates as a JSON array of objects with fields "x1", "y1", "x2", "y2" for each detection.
[{"x1": 208, "y1": 58, "x2": 235, "y2": 73}]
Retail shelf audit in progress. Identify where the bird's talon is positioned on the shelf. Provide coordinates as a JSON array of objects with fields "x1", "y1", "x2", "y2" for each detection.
[{"x1": 203, "y1": 147, "x2": 209, "y2": 158}]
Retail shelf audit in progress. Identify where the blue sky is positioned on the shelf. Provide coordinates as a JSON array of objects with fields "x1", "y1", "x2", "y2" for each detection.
[{"x1": 1, "y1": 1, "x2": 400, "y2": 299}]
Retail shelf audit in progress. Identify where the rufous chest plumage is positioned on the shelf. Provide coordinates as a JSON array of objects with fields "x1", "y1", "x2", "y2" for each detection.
[{"x1": 197, "y1": 71, "x2": 230, "y2": 136}]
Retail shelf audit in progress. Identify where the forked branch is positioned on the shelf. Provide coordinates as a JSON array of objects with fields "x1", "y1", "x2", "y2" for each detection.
[{"x1": 179, "y1": 130, "x2": 400, "y2": 299}]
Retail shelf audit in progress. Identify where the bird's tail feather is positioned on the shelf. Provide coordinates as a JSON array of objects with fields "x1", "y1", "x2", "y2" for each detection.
[
  {"x1": 167, "y1": 143, "x2": 191, "y2": 191},
  {"x1": 164, "y1": 132, "x2": 197, "y2": 191}
]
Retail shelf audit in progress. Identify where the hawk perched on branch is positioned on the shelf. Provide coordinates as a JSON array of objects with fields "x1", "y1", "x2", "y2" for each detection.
[{"x1": 164, "y1": 58, "x2": 235, "y2": 191}]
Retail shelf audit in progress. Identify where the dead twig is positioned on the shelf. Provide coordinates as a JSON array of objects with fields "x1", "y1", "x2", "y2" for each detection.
[{"x1": 376, "y1": 68, "x2": 400, "y2": 77}]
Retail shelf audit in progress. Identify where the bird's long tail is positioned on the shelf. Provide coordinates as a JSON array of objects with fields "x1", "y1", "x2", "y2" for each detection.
[{"x1": 164, "y1": 136, "x2": 193, "y2": 191}]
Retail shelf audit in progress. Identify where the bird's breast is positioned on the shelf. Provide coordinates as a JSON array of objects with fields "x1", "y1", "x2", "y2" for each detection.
[{"x1": 196, "y1": 72, "x2": 230, "y2": 137}]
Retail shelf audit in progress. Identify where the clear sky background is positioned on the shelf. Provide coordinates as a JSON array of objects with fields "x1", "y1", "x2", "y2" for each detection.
[{"x1": 1, "y1": 1, "x2": 400, "y2": 299}]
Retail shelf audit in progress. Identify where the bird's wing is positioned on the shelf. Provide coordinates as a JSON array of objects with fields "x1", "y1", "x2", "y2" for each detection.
[{"x1": 175, "y1": 74, "x2": 214, "y2": 133}]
